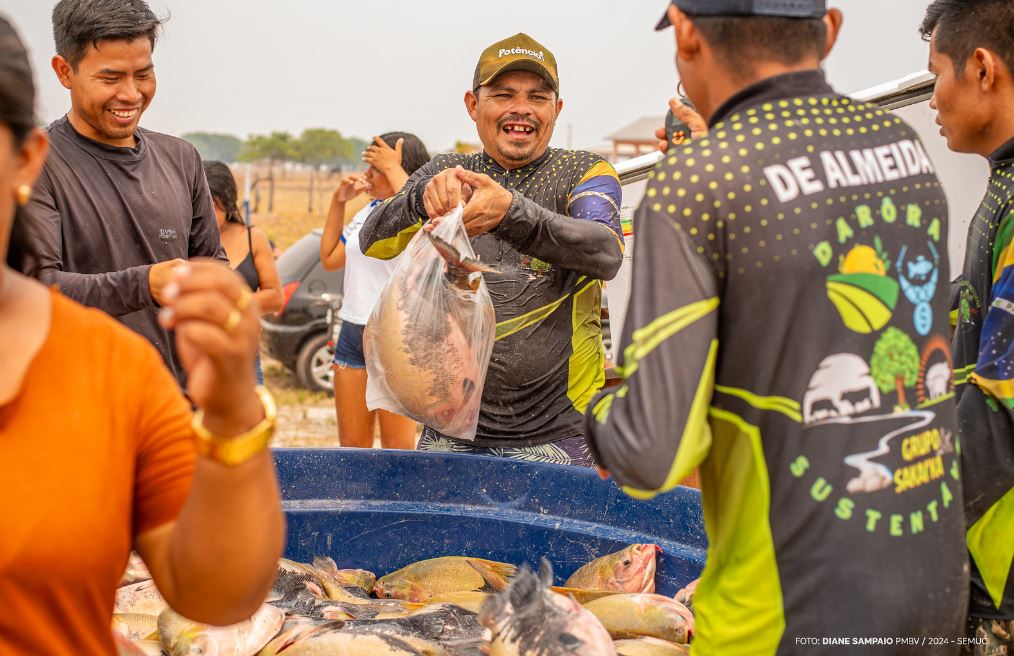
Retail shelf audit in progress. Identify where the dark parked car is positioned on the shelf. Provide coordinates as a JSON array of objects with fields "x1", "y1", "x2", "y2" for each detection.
[{"x1": 261, "y1": 229, "x2": 343, "y2": 393}]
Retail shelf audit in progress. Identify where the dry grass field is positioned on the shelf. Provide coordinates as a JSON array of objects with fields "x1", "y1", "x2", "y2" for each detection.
[
  {"x1": 236, "y1": 167, "x2": 370, "y2": 251},
  {"x1": 237, "y1": 166, "x2": 373, "y2": 447}
]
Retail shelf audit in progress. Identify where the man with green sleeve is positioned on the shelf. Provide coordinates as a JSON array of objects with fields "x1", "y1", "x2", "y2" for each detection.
[{"x1": 586, "y1": 1, "x2": 969, "y2": 652}]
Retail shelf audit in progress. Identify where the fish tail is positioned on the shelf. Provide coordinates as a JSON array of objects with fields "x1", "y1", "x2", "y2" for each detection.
[{"x1": 467, "y1": 559, "x2": 517, "y2": 592}]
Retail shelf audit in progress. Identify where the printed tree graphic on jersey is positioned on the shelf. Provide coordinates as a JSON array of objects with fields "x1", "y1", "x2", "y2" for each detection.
[{"x1": 870, "y1": 327, "x2": 920, "y2": 409}]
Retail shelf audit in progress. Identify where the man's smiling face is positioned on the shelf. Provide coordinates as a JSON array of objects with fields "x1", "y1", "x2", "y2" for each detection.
[
  {"x1": 467, "y1": 70, "x2": 563, "y2": 170},
  {"x1": 56, "y1": 37, "x2": 155, "y2": 147}
]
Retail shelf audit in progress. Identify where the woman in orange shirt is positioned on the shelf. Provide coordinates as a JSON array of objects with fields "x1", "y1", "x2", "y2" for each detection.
[{"x1": 0, "y1": 15, "x2": 284, "y2": 655}]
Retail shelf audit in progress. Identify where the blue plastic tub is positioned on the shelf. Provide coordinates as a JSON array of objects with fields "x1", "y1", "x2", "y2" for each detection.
[{"x1": 274, "y1": 448, "x2": 706, "y2": 597}]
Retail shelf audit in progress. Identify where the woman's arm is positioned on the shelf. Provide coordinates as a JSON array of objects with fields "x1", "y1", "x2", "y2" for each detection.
[
  {"x1": 320, "y1": 175, "x2": 365, "y2": 271},
  {"x1": 250, "y1": 228, "x2": 283, "y2": 314},
  {"x1": 134, "y1": 261, "x2": 284, "y2": 625}
]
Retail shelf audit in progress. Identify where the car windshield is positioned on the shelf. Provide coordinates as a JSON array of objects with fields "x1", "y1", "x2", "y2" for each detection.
[{"x1": 276, "y1": 232, "x2": 321, "y2": 284}]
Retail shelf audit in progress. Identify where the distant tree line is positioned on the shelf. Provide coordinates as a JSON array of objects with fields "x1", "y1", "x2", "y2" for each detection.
[
  {"x1": 182, "y1": 129, "x2": 369, "y2": 213},
  {"x1": 182, "y1": 129, "x2": 368, "y2": 169}
]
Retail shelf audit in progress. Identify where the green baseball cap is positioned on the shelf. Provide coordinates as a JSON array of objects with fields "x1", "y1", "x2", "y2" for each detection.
[{"x1": 473, "y1": 33, "x2": 559, "y2": 93}]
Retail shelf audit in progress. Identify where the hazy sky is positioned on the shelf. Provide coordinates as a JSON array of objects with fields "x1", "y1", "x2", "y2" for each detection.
[{"x1": 8, "y1": 0, "x2": 933, "y2": 152}]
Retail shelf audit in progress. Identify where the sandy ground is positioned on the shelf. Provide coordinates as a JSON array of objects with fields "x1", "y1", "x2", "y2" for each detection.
[
  {"x1": 263, "y1": 357, "x2": 341, "y2": 448},
  {"x1": 248, "y1": 168, "x2": 371, "y2": 448},
  {"x1": 264, "y1": 357, "x2": 421, "y2": 449}
]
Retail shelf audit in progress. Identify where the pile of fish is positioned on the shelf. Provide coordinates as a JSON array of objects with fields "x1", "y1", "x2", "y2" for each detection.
[{"x1": 113, "y1": 544, "x2": 700, "y2": 655}]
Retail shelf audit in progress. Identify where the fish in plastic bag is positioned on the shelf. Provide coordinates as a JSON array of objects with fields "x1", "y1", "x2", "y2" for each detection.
[{"x1": 364, "y1": 205, "x2": 496, "y2": 439}]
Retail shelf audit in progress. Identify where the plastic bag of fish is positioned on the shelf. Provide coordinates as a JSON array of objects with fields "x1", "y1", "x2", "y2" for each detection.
[{"x1": 364, "y1": 204, "x2": 496, "y2": 440}]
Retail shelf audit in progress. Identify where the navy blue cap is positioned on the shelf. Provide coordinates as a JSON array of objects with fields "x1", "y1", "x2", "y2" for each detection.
[{"x1": 655, "y1": 0, "x2": 826, "y2": 30}]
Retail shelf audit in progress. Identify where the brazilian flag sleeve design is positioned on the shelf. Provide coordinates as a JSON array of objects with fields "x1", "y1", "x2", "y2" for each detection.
[
  {"x1": 584, "y1": 195, "x2": 719, "y2": 498},
  {"x1": 961, "y1": 203, "x2": 1014, "y2": 615}
]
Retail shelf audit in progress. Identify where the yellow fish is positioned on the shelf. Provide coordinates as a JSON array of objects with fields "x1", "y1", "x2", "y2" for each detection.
[
  {"x1": 564, "y1": 545, "x2": 660, "y2": 593},
  {"x1": 375, "y1": 556, "x2": 516, "y2": 602}
]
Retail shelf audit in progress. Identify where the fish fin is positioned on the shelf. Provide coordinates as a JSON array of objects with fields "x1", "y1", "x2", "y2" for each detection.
[
  {"x1": 538, "y1": 558, "x2": 554, "y2": 588},
  {"x1": 312, "y1": 555, "x2": 340, "y2": 575},
  {"x1": 504, "y1": 564, "x2": 539, "y2": 608},
  {"x1": 426, "y1": 231, "x2": 464, "y2": 264},
  {"x1": 467, "y1": 560, "x2": 517, "y2": 592},
  {"x1": 462, "y1": 257, "x2": 498, "y2": 274},
  {"x1": 548, "y1": 586, "x2": 622, "y2": 604}
]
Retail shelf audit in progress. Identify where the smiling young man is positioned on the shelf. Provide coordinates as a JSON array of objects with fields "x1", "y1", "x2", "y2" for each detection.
[
  {"x1": 585, "y1": 1, "x2": 969, "y2": 653},
  {"x1": 15, "y1": 0, "x2": 223, "y2": 387},
  {"x1": 359, "y1": 33, "x2": 623, "y2": 464},
  {"x1": 921, "y1": 1, "x2": 1014, "y2": 653}
]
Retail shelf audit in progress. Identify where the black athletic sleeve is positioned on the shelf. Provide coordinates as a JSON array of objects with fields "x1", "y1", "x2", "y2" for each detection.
[
  {"x1": 26, "y1": 168, "x2": 155, "y2": 316},
  {"x1": 360, "y1": 158, "x2": 446, "y2": 260},
  {"x1": 585, "y1": 193, "x2": 720, "y2": 498}
]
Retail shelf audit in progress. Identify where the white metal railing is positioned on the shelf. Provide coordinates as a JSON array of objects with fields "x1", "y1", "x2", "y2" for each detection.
[{"x1": 616, "y1": 151, "x2": 664, "y2": 185}]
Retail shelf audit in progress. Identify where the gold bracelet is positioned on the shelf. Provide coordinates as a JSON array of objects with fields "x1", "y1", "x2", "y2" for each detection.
[{"x1": 192, "y1": 386, "x2": 277, "y2": 466}]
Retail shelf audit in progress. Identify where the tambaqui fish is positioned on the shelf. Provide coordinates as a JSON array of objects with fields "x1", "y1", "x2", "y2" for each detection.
[
  {"x1": 672, "y1": 578, "x2": 698, "y2": 612},
  {"x1": 583, "y1": 594, "x2": 694, "y2": 644},
  {"x1": 614, "y1": 637, "x2": 690, "y2": 656},
  {"x1": 158, "y1": 604, "x2": 285, "y2": 656},
  {"x1": 364, "y1": 211, "x2": 496, "y2": 439},
  {"x1": 115, "y1": 580, "x2": 166, "y2": 617},
  {"x1": 564, "y1": 545, "x2": 660, "y2": 593},
  {"x1": 375, "y1": 556, "x2": 515, "y2": 602},
  {"x1": 112, "y1": 613, "x2": 158, "y2": 641}
]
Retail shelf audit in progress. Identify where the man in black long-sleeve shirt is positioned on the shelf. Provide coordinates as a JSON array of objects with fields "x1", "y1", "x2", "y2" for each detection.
[
  {"x1": 360, "y1": 33, "x2": 623, "y2": 464},
  {"x1": 18, "y1": 0, "x2": 222, "y2": 387}
]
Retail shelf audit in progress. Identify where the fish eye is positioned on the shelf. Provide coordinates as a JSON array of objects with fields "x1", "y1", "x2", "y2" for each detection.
[
  {"x1": 385, "y1": 592, "x2": 392, "y2": 598},
  {"x1": 622, "y1": 559, "x2": 632, "y2": 567}
]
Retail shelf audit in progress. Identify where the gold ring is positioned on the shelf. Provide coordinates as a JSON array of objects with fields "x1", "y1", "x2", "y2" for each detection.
[
  {"x1": 235, "y1": 289, "x2": 252, "y2": 312},
  {"x1": 222, "y1": 309, "x2": 242, "y2": 334}
]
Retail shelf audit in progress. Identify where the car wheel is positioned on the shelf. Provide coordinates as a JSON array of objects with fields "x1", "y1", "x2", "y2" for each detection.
[{"x1": 296, "y1": 332, "x2": 334, "y2": 394}]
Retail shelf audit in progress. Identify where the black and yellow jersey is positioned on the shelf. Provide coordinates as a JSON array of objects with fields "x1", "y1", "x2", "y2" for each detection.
[
  {"x1": 360, "y1": 149, "x2": 623, "y2": 446},
  {"x1": 952, "y1": 135, "x2": 1014, "y2": 619},
  {"x1": 586, "y1": 71, "x2": 967, "y2": 654}
]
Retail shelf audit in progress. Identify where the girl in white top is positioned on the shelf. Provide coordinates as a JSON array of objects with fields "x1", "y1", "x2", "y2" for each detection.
[{"x1": 320, "y1": 132, "x2": 430, "y2": 448}]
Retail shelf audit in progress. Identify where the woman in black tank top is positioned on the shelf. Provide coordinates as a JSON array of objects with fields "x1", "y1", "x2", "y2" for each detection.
[{"x1": 203, "y1": 161, "x2": 284, "y2": 383}]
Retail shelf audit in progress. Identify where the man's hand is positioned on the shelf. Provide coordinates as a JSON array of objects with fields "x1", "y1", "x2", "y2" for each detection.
[
  {"x1": 149, "y1": 258, "x2": 186, "y2": 306},
  {"x1": 362, "y1": 136, "x2": 403, "y2": 176},
  {"x1": 333, "y1": 174, "x2": 367, "y2": 204},
  {"x1": 422, "y1": 167, "x2": 469, "y2": 220},
  {"x1": 655, "y1": 96, "x2": 709, "y2": 153},
  {"x1": 422, "y1": 167, "x2": 512, "y2": 237},
  {"x1": 158, "y1": 260, "x2": 264, "y2": 435},
  {"x1": 455, "y1": 167, "x2": 513, "y2": 237}
]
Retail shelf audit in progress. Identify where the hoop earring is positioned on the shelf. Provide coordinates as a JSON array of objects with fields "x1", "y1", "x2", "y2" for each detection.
[
  {"x1": 15, "y1": 184, "x2": 31, "y2": 207},
  {"x1": 677, "y1": 81, "x2": 686, "y2": 98}
]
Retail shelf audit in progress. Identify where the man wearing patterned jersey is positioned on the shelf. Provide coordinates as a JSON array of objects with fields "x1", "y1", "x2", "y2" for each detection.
[
  {"x1": 586, "y1": 1, "x2": 968, "y2": 653},
  {"x1": 921, "y1": 1, "x2": 1014, "y2": 653},
  {"x1": 360, "y1": 33, "x2": 623, "y2": 466}
]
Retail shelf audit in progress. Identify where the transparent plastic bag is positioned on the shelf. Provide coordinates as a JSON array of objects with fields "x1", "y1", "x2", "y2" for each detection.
[{"x1": 364, "y1": 205, "x2": 496, "y2": 440}]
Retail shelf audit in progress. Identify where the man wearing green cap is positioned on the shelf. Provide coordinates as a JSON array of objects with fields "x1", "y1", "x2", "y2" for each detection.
[
  {"x1": 585, "y1": 1, "x2": 968, "y2": 653},
  {"x1": 360, "y1": 34, "x2": 623, "y2": 465}
]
